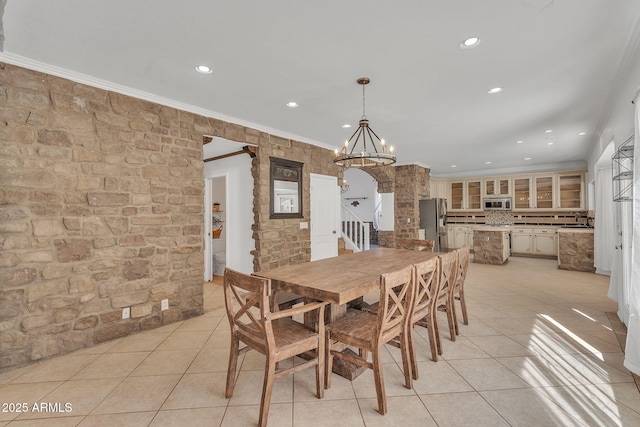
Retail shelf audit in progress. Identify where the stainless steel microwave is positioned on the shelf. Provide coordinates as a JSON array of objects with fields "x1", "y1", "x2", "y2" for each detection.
[{"x1": 483, "y1": 197, "x2": 512, "y2": 210}]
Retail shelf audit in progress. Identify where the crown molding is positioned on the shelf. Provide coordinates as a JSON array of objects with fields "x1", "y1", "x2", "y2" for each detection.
[{"x1": 0, "y1": 52, "x2": 336, "y2": 151}]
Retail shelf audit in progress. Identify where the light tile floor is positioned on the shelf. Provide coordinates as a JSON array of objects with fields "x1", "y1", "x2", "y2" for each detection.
[{"x1": 1, "y1": 257, "x2": 639, "y2": 426}]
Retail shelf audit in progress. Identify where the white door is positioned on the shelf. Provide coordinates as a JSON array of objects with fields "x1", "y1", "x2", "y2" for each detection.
[
  {"x1": 310, "y1": 174, "x2": 339, "y2": 261},
  {"x1": 203, "y1": 178, "x2": 213, "y2": 281}
]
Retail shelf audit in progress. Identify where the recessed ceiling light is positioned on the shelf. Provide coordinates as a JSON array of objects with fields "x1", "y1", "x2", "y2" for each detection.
[
  {"x1": 516, "y1": 140, "x2": 524, "y2": 144},
  {"x1": 524, "y1": 157, "x2": 532, "y2": 160},
  {"x1": 286, "y1": 101, "x2": 299, "y2": 108},
  {"x1": 195, "y1": 65, "x2": 213, "y2": 74},
  {"x1": 578, "y1": 132, "x2": 586, "y2": 136},
  {"x1": 547, "y1": 142, "x2": 554, "y2": 145},
  {"x1": 484, "y1": 161, "x2": 492, "y2": 164},
  {"x1": 487, "y1": 87, "x2": 503, "y2": 94},
  {"x1": 342, "y1": 124, "x2": 351, "y2": 128},
  {"x1": 450, "y1": 165, "x2": 457, "y2": 168},
  {"x1": 545, "y1": 129, "x2": 553, "y2": 133},
  {"x1": 460, "y1": 37, "x2": 480, "y2": 49}
]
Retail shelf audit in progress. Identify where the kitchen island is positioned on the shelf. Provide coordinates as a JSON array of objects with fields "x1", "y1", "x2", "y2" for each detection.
[
  {"x1": 557, "y1": 227, "x2": 595, "y2": 272},
  {"x1": 472, "y1": 226, "x2": 510, "y2": 265}
]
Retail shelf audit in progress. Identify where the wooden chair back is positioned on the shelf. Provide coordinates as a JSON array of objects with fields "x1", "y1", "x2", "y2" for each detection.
[
  {"x1": 455, "y1": 247, "x2": 470, "y2": 292},
  {"x1": 411, "y1": 257, "x2": 440, "y2": 322},
  {"x1": 376, "y1": 265, "x2": 415, "y2": 344},
  {"x1": 436, "y1": 251, "x2": 458, "y2": 308},
  {"x1": 396, "y1": 238, "x2": 435, "y2": 252},
  {"x1": 224, "y1": 268, "x2": 274, "y2": 353}
]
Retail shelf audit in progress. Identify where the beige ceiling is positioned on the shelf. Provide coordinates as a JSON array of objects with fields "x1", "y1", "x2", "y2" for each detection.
[{"x1": 3, "y1": 1, "x2": 640, "y2": 176}]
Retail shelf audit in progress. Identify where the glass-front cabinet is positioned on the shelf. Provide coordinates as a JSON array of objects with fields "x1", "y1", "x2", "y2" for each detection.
[
  {"x1": 534, "y1": 176, "x2": 554, "y2": 209},
  {"x1": 467, "y1": 180, "x2": 482, "y2": 210},
  {"x1": 513, "y1": 177, "x2": 531, "y2": 210},
  {"x1": 448, "y1": 171, "x2": 584, "y2": 212},
  {"x1": 449, "y1": 180, "x2": 482, "y2": 211},
  {"x1": 483, "y1": 178, "x2": 511, "y2": 196},
  {"x1": 556, "y1": 173, "x2": 584, "y2": 210},
  {"x1": 450, "y1": 181, "x2": 464, "y2": 210}
]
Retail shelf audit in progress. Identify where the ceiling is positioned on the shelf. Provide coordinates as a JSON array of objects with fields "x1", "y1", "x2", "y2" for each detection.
[{"x1": 3, "y1": 0, "x2": 640, "y2": 177}]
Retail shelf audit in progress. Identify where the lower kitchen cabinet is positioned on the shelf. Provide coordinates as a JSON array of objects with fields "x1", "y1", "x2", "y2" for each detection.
[
  {"x1": 448, "y1": 225, "x2": 473, "y2": 250},
  {"x1": 533, "y1": 228, "x2": 557, "y2": 256},
  {"x1": 511, "y1": 227, "x2": 557, "y2": 257},
  {"x1": 511, "y1": 228, "x2": 533, "y2": 253}
]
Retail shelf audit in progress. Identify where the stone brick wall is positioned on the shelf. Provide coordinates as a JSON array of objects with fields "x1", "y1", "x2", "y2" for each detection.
[
  {"x1": 0, "y1": 62, "x2": 429, "y2": 371},
  {"x1": 251, "y1": 137, "x2": 341, "y2": 271},
  {"x1": 392, "y1": 165, "x2": 430, "y2": 245},
  {"x1": 0, "y1": 63, "x2": 209, "y2": 371}
]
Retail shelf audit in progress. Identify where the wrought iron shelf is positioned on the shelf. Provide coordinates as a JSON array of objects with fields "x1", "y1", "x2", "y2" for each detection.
[{"x1": 612, "y1": 136, "x2": 634, "y2": 202}]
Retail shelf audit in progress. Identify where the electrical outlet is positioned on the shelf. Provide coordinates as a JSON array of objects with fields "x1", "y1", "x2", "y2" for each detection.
[
  {"x1": 161, "y1": 299, "x2": 169, "y2": 311},
  {"x1": 122, "y1": 307, "x2": 130, "y2": 319}
]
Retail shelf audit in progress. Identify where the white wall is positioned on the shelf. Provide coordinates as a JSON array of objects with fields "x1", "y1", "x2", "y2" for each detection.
[
  {"x1": 342, "y1": 168, "x2": 378, "y2": 222},
  {"x1": 204, "y1": 154, "x2": 255, "y2": 274},
  {"x1": 587, "y1": 21, "x2": 640, "y2": 179}
]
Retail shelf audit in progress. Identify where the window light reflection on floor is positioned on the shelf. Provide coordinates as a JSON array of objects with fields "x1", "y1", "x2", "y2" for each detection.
[{"x1": 540, "y1": 314, "x2": 605, "y2": 361}]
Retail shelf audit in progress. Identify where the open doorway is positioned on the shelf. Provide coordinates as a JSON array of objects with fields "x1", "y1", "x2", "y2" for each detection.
[{"x1": 203, "y1": 137, "x2": 256, "y2": 281}]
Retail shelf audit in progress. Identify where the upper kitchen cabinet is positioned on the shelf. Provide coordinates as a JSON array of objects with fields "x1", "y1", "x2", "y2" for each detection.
[
  {"x1": 556, "y1": 172, "x2": 584, "y2": 210},
  {"x1": 513, "y1": 177, "x2": 531, "y2": 210},
  {"x1": 449, "y1": 180, "x2": 482, "y2": 211},
  {"x1": 483, "y1": 178, "x2": 511, "y2": 197},
  {"x1": 450, "y1": 181, "x2": 464, "y2": 210},
  {"x1": 533, "y1": 175, "x2": 554, "y2": 210}
]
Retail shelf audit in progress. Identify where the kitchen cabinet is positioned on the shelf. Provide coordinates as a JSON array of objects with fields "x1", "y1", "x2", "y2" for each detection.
[
  {"x1": 449, "y1": 180, "x2": 482, "y2": 211},
  {"x1": 511, "y1": 228, "x2": 533, "y2": 253},
  {"x1": 533, "y1": 175, "x2": 554, "y2": 209},
  {"x1": 450, "y1": 182, "x2": 464, "y2": 210},
  {"x1": 533, "y1": 228, "x2": 557, "y2": 256},
  {"x1": 513, "y1": 177, "x2": 531, "y2": 210},
  {"x1": 446, "y1": 170, "x2": 585, "y2": 212},
  {"x1": 430, "y1": 178, "x2": 450, "y2": 200},
  {"x1": 448, "y1": 225, "x2": 473, "y2": 250},
  {"x1": 484, "y1": 178, "x2": 511, "y2": 196},
  {"x1": 556, "y1": 173, "x2": 584, "y2": 210},
  {"x1": 511, "y1": 227, "x2": 557, "y2": 257}
]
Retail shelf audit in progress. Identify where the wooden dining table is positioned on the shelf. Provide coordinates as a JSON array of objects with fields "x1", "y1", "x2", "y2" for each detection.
[{"x1": 253, "y1": 247, "x2": 440, "y2": 379}]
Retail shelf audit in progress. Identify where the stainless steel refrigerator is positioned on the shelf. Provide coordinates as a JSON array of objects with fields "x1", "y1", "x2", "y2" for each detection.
[{"x1": 419, "y1": 198, "x2": 448, "y2": 252}]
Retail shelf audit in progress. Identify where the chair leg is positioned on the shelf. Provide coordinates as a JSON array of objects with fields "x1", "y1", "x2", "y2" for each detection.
[
  {"x1": 316, "y1": 334, "x2": 325, "y2": 398},
  {"x1": 433, "y1": 313, "x2": 442, "y2": 356},
  {"x1": 427, "y1": 313, "x2": 439, "y2": 362},
  {"x1": 325, "y1": 334, "x2": 333, "y2": 389},
  {"x1": 446, "y1": 302, "x2": 457, "y2": 342},
  {"x1": 400, "y1": 330, "x2": 412, "y2": 389},
  {"x1": 225, "y1": 333, "x2": 239, "y2": 398},
  {"x1": 458, "y1": 290, "x2": 469, "y2": 325},
  {"x1": 372, "y1": 346, "x2": 387, "y2": 415},
  {"x1": 408, "y1": 325, "x2": 419, "y2": 380},
  {"x1": 258, "y1": 357, "x2": 277, "y2": 427}
]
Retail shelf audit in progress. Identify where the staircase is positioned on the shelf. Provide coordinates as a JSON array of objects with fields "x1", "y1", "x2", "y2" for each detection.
[{"x1": 341, "y1": 203, "x2": 370, "y2": 252}]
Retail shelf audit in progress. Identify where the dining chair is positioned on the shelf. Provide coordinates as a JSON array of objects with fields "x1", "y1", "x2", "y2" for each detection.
[
  {"x1": 325, "y1": 265, "x2": 415, "y2": 415},
  {"x1": 408, "y1": 257, "x2": 440, "y2": 372},
  {"x1": 224, "y1": 268, "x2": 327, "y2": 427},
  {"x1": 396, "y1": 238, "x2": 435, "y2": 252},
  {"x1": 452, "y1": 247, "x2": 470, "y2": 331},
  {"x1": 361, "y1": 258, "x2": 440, "y2": 366},
  {"x1": 433, "y1": 251, "x2": 459, "y2": 351}
]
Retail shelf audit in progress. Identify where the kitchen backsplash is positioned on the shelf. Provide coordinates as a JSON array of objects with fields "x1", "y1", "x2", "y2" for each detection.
[{"x1": 485, "y1": 211, "x2": 514, "y2": 225}]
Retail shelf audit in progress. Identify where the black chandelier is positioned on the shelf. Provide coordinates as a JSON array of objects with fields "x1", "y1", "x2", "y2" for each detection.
[{"x1": 334, "y1": 77, "x2": 396, "y2": 167}]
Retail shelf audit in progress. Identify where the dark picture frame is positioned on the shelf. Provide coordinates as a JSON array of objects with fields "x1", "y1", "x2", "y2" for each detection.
[{"x1": 270, "y1": 157, "x2": 303, "y2": 219}]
